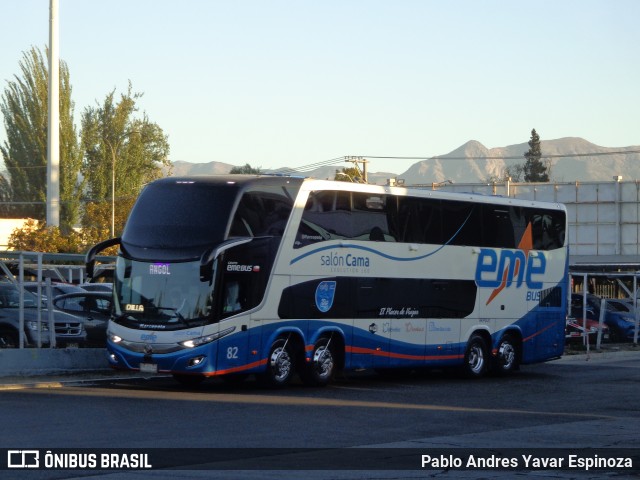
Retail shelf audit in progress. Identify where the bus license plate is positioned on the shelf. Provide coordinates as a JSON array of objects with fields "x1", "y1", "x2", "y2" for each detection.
[{"x1": 140, "y1": 363, "x2": 158, "y2": 374}]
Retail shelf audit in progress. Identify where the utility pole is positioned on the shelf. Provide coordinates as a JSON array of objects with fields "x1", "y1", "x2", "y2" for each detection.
[
  {"x1": 345, "y1": 156, "x2": 369, "y2": 183},
  {"x1": 46, "y1": 0, "x2": 60, "y2": 227}
]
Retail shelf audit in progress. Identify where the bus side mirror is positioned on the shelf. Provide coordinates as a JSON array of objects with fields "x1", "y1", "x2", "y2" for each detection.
[{"x1": 85, "y1": 237, "x2": 121, "y2": 279}]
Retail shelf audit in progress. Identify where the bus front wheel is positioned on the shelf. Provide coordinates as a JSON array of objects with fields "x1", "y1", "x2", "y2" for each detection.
[
  {"x1": 301, "y1": 337, "x2": 335, "y2": 387},
  {"x1": 463, "y1": 334, "x2": 489, "y2": 378},
  {"x1": 259, "y1": 338, "x2": 295, "y2": 388}
]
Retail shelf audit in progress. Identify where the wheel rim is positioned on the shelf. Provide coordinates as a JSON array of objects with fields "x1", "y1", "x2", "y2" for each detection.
[
  {"x1": 270, "y1": 346, "x2": 292, "y2": 382},
  {"x1": 313, "y1": 345, "x2": 334, "y2": 379},
  {"x1": 499, "y1": 342, "x2": 516, "y2": 370},
  {"x1": 468, "y1": 344, "x2": 485, "y2": 374}
]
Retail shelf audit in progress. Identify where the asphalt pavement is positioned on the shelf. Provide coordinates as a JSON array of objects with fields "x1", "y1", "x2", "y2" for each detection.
[{"x1": 0, "y1": 343, "x2": 637, "y2": 390}]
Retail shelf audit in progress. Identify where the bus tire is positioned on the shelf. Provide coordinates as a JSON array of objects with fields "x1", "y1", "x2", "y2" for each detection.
[
  {"x1": 463, "y1": 334, "x2": 489, "y2": 378},
  {"x1": 493, "y1": 333, "x2": 519, "y2": 375},
  {"x1": 259, "y1": 338, "x2": 295, "y2": 388},
  {"x1": 300, "y1": 337, "x2": 335, "y2": 387},
  {"x1": 172, "y1": 374, "x2": 205, "y2": 387}
]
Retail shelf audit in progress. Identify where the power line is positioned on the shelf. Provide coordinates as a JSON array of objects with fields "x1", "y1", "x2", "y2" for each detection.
[
  {"x1": 271, "y1": 156, "x2": 346, "y2": 175},
  {"x1": 359, "y1": 150, "x2": 640, "y2": 162}
]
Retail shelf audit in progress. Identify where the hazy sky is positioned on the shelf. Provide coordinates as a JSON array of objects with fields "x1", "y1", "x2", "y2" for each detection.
[{"x1": 1, "y1": 0, "x2": 638, "y2": 173}]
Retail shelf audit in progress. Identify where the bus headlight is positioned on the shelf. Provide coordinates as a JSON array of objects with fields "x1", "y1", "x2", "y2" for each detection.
[
  {"x1": 180, "y1": 326, "x2": 236, "y2": 348},
  {"x1": 109, "y1": 333, "x2": 123, "y2": 343}
]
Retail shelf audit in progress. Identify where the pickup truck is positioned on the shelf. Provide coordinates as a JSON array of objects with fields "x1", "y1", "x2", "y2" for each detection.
[{"x1": 0, "y1": 283, "x2": 87, "y2": 348}]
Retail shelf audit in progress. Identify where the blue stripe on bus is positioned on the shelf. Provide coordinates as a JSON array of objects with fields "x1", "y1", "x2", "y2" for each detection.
[{"x1": 290, "y1": 243, "x2": 447, "y2": 265}]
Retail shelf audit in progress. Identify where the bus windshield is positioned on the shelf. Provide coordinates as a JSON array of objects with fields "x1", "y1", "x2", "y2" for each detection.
[{"x1": 113, "y1": 258, "x2": 214, "y2": 328}]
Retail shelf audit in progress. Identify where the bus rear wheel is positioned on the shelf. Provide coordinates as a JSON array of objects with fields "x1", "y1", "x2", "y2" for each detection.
[
  {"x1": 301, "y1": 337, "x2": 335, "y2": 387},
  {"x1": 259, "y1": 338, "x2": 295, "y2": 388},
  {"x1": 463, "y1": 334, "x2": 489, "y2": 378}
]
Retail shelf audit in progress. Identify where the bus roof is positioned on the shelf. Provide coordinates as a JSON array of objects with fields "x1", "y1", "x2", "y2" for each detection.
[{"x1": 152, "y1": 175, "x2": 565, "y2": 212}]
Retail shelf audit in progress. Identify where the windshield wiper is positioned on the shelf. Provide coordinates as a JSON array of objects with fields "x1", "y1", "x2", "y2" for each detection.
[
  {"x1": 155, "y1": 307, "x2": 206, "y2": 327},
  {"x1": 113, "y1": 313, "x2": 137, "y2": 323}
]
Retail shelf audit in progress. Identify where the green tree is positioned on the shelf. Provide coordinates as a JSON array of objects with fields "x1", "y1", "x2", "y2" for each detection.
[
  {"x1": 0, "y1": 175, "x2": 12, "y2": 217},
  {"x1": 229, "y1": 163, "x2": 261, "y2": 174},
  {"x1": 80, "y1": 82, "x2": 170, "y2": 237},
  {"x1": 334, "y1": 167, "x2": 362, "y2": 182},
  {"x1": 523, "y1": 129, "x2": 549, "y2": 182},
  {"x1": 0, "y1": 46, "x2": 83, "y2": 228},
  {"x1": 505, "y1": 164, "x2": 524, "y2": 182},
  {"x1": 8, "y1": 219, "x2": 87, "y2": 253}
]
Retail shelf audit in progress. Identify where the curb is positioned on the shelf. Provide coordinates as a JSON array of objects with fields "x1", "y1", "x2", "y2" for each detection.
[
  {"x1": 0, "y1": 348, "x2": 109, "y2": 377},
  {"x1": 557, "y1": 344, "x2": 640, "y2": 363}
]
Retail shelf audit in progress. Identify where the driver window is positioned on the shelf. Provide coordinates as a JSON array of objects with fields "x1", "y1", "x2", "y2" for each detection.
[{"x1": 223, "y1": 281, "x2": 242, "y2": 314}]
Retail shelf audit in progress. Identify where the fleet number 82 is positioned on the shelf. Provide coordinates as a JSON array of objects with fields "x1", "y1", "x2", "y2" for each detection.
[{"x1": 226, "y1": 346, "x2": 239, "y2": 359}]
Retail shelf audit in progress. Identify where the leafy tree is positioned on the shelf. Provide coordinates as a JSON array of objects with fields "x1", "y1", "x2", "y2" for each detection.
[
  {"x1": 80, "y1": 197, "x2": 136, "y2": 249},
  {"x1": 7, "y1": 219, "x2": 87, "y2": 253},
  {"x1": 0, "y1": 175, "x2": 12, "y2": 217},
  {"x1": 523, "y1": 129, "x2": 549, "y2": 182},
  {"x1": 334, "y1": 167, "x2": 362, "y2": 182},
  {"x1": 80, "y1": 82, "x2": 170, "y2": 237},
  {"x1": 0, "y1": 46, "x2": 83, "y2": 228},
  {"x1": 505, "y1": 164, "x2": 524, "y2": 182},
  {"x1": 229, "y1": 163, "x2": 261, "y2": 174},
  {"x1": 485, "y1": 164, "x2": 524, "y2": 184}
]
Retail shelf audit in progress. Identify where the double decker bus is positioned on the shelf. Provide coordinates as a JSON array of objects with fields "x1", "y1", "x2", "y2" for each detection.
[{"x1": 86, "y1": 175, "x2": 568, "y2": 387}]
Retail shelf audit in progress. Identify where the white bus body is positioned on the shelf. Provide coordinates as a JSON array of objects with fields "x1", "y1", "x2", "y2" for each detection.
[{"x1": 87, "y1": 176, "x2": 568, "y2": 386}]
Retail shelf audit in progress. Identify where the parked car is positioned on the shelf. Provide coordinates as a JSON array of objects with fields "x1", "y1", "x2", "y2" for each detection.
[
  {"x1": 23, "y1": 281, "x2": 86, "y2": 303},
  {"x1": 566, "y1": 316, "x2": 610, "y2": 344},
  {"x1": 571, "y1": 293, "x2": 638, "y2": 342},
  {"x1": 567, "y1": 295, "x2": 610, "y2": 343},
  {"x1": 0, "y1": 283, "x2": 86, "y2": 348},
  {"x1": 52, "y1": 292, "x2": 112, "y2": 346}
]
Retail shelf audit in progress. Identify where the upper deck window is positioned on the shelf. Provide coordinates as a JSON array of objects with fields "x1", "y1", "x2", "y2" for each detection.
[
  {"x1": 228, "y1": 185, "x2": 297, "y2": 238},
  {"x1": 295, "y1": 190, "x2": 394, "y2": 248},
  {"x1": 294, "y1": 189, "x2": 566, "y2": 251}
]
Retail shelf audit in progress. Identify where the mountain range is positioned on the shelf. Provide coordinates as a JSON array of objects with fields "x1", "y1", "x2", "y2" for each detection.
[{"x1": 169, "y1": 137, "x2": 640, "y2": 185}]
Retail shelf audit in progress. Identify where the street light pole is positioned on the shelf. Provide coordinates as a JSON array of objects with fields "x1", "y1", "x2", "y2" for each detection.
[
  {"x1": 105, "y1": 138, "x2": 119, "y2": 238},
  {"x1": 111, "y1": 145, "x2": 116, "y2": 237},
  {"x1": 46, "y1": 0, "x2": 60, "y2": 227}
]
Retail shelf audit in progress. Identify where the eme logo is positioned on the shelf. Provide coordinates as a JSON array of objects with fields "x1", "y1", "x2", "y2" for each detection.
[{"x1": 475, "y1": 248, "x2": 546, "y2": 305}]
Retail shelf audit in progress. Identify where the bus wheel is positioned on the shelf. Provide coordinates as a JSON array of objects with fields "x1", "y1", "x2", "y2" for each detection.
[
  {"x1": 259, "y1": 338, "x2": 295, "y2": 388},
  {"x1": 494, "y1": 334, "x2": 519, "y2": 375},
  {"x1": 463, "y1": 334, "x2": 489, "y2": 378},
  {"x1": 493, "y1": 333, "x2": 518, "y2": 375},
  {"x1": 172, "y1": 374, "x2": 205, "y2": 387},
  {"x1": 301, "y1": 337, "x2": 335, "y2": 387}
]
